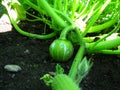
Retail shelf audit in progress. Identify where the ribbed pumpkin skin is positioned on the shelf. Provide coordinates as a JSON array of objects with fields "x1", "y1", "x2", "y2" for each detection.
[
  {"x1": 52, "y1": 74, "x2": 81, "y2": 90},
  {"x1": 49, "y1": 39, "x2": 74, "y2": 62}
]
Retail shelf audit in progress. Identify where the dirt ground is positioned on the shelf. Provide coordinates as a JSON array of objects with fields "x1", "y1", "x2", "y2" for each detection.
[{"x1": 0, "y1": 16, "x2": 120, "y2": 90}]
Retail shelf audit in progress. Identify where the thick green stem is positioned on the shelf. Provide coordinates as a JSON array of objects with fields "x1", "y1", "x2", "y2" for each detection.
[
  {"x1": 86, "y1": 37, "x2": 120, "y2": 53},
  {"x1": 25, "y1": 0, "x2": 40, "y2": 12},
  {"x1": 88, "y1": 18, "x2": 118, "y2": 33},
  {"x1": 63, "y1": 0, "x2": 68, "y2": 13},
  {"x1": 54, "y1": 9, "x2": 73, "y2": 24},
  {"x1": 68, "y1": 43, "x2": 85, "y2": 80},
  {"x1": 97, "y1": 49, "x2": 120, "y2": 54},
  {"x1": 38, "y1": 0, "x2": 68, "y2": 28},
  {"x1": 59, "y1": 25, "x2": 75, "y2": 40},
  {"x1": 58, "y1": 0, "x2": 62, "y2": 11},
  {"x1": 11, "y1": 18, "x2": 56, "y2": 39},
  {"x1": 88, "y1": 19, "x2": 120, "y2": 52},
  {"x1": 71, "y1": 0, "x2": 78, "y2": 19},
  {"x1": 68, "y1": 29, "x2": 85, "y2": 80}
]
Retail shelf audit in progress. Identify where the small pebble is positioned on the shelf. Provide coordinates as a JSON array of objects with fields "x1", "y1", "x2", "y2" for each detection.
[
  {"x1": 4, "y1": 64, "x2": 22, "y2": 72},
  {"x1": 24, "y1": 49, "x2": 30, "y2": 54}
]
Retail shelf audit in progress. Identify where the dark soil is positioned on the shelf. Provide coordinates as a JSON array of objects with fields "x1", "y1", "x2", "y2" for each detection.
[{"x1": 0, "y1": 20, "x2": 120, "y2": 90}]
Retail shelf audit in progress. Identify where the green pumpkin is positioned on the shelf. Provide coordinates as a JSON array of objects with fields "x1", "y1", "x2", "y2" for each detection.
[{"x1": 49, "y1": 39, "x2": 74, "y2": 62}]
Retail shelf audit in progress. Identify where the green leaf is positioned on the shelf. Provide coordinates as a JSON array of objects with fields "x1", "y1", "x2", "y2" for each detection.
[
  {"x1": 55, "y1": 64, "x2": 64, "y2": 75},
  {"x1": 40, "y1": 74, "x2": 53, "y2": 86},
  {"x1": 75, "y1": 57, "x2": 93, "y2": 84}
]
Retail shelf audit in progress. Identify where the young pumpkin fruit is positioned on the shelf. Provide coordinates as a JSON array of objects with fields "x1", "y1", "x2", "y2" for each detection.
[
  {"x1": 49, "y1": 39, "x2": 74, "y2": 62},
  {"x1": 52, "y1": 74, "x2": 81, "y2": 90}
]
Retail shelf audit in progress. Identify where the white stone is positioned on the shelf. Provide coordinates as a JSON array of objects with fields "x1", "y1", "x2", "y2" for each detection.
[
  {"x1": 0, "y1": 14, "x2": 12, "y2": 33},
  {"x1": 4, "y1": 64, "x2": 22, "y2": 72}
]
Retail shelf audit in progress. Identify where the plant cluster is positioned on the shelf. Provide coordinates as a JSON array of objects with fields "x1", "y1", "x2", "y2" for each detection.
[{"x1": 2, "y1": 0, "x2": 120, "y2": 90}]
